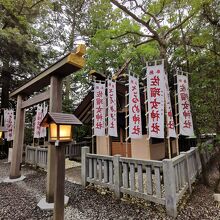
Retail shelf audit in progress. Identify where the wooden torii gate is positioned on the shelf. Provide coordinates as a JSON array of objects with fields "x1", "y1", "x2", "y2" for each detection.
[{"x1": 9, "y1": 45, "x2": 85, "y2": 203}]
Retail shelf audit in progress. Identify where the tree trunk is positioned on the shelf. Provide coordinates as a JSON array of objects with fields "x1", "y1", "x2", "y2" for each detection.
[
  {"x1": 200, "y1": 152, "x2": 210, "y2": 187},
  {"x1": 1, "y1": 62, "x2": 11, "y2": 109}
]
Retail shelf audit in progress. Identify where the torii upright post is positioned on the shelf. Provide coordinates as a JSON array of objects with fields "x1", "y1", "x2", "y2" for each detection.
[{"x1": 9, "y1": 95, "x2": 25, "y2": 179}]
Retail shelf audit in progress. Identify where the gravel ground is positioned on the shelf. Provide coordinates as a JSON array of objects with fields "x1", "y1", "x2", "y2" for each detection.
[{"x1": 0, "y1": 155, "x2": 220, "y2": 220}]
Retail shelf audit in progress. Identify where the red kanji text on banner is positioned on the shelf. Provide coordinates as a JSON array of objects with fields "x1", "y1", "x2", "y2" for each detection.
[
  {"x1": 129, "y1": 75, "x2": 142, "y2": 139},
  {"x1": 177, "y1": 75, "x2": 194, "y2": 136},
  {"x1": 107, "y1": 80, "x2": 118, "y2": 137},
  {"x1": 146, "y1": 64, "x2": 165, "y2": 138},
  {"x1": 94, "y1": 82, "x2": 106, "y2": 136},
  {"x1": 164, "y1": 73, "x2": 176, "y2": 138}
]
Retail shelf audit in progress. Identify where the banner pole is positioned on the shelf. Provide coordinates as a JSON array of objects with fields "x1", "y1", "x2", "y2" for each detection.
[
  {"x1": 92, "y1": 98, "x2": 94, "y2": 154},
  {"x1": 125, "y1": 89, "x2": 128, "y2": 157},
  {"x1": 174, "y1": 73, "x2": 180, "y2": 155},
  {"x1": 143, "y1": 81, "x2": 149, "y2": 137},
  {"x1": 105, "y1": 79, "x2": 110, "y2": 155},
  {"x1": 165, "y1": 96, "x2": 172, "y2": 159}
]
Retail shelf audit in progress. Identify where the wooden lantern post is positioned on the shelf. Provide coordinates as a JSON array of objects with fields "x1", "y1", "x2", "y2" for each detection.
[{"x1": 41, "y1": 112, "x2": 82, "y2": 220}]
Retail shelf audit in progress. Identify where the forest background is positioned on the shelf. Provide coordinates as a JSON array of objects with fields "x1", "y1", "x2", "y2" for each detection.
[{"x1": 0, "y1": 0, "x2": 219, "y2": 144}]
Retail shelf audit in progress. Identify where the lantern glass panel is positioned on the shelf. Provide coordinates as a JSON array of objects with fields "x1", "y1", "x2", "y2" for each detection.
[
  {"x1": 0, "y1": 131, "x2": 2, "y2": 138},
  {"x1": 50, "y1": 123, "x2": 57, "y2": 141},
  {"x1": 59, "y1": 125, "x2": 72, "y2": 141}
]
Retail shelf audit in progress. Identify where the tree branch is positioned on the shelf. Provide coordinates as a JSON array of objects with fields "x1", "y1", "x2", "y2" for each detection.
[
  {"x1": 164, "y1": 12, "x2": 195, "y2": 38},
  {"x1": 110, "y1": 0, "x2": 159, "y2": 39},
  {"x1": 155, "y1": 0, "x2": 166, "y2": 17},
  {"x1": 30, "y1": 0, "x2": 44, "y2": 9},
  {"x1": 18, "y1": 0, "x2": 25, "y2": 15},
  {"x1": 202, "y1": 4, "x2": 220, "y2": 28},
  {"x1": 133, "y1": 0, "x2": 161, "y2": 28},
  {"x1": 110, "y1": 31, "x2": 154, "y2": 40},
  {"x1": 134, "y1": 38, "x2": 156, "y2": 47},
  {"x1": 0, "y1": 3, "x2": 27, "y2": 33},
  {"x1": 187, "y1": 44, "x2": 220, "y2": 57}
]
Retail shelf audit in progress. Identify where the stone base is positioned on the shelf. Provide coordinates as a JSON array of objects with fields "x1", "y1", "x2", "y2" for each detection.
[
  {"x1": 3, "y1": 175, "x2": 26, "y2": 183},
  {"x1": 214, "y1": 194, "x2": 220, "y2": 202},
  {"x1": 37, "y1": 196, "x2": 69, "y2": 210}
]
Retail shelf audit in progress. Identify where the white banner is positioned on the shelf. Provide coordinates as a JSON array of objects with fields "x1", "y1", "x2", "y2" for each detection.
[
  {"x1": 40, "y1": 103, "x2": 48, "y2": 138},
  {"x1": 34, "y1": 105, "x2": 43, "y2": 138},
  {"x1": 94, "y1": 82, "x2": 106, "y2": 136},
  {"x1": 129, "y1": 75, "x2": 142, "y2": 138},
  {"x1": 147, "y1": 64, "x2": 165, "y2": 138},
  {"x1": 164, "y1": 73, "x2": 176, "y2": 138},
  {"x1": 4, "y1": 109, "x2": 14, "y2": 141},
  {"x1": 107, "y1": 80, "x2": 118, "y2": 137},
  {"x1": 177, "y1": 75, "x2": 194, "y2": 136}
]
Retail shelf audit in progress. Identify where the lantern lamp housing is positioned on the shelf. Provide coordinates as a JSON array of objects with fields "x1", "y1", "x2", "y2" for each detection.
[
  {"x1": 40, "y1": 112, "x2": 82, "y2": 143},
  {"x1": 0, "y1": 126, "x2": 8, "y2": 139}
]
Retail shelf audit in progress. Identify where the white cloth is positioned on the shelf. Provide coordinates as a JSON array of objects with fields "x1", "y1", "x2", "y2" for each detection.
[
  {"x1": 177, "y1": 75, "x2": 194, "y2": 136},
  {"x1": 40, "y1": 103, "x2": 48, "y2": 138},
  {"x1": 34, "y1": 105, "x2": 43, "y2": 138},
  {"x1": 94, "y1": 82, "x2": 106, "y2": 136},
  {"x1": 146, "y1": 64, "x2": 165, "y2": 138},
  {"x1": 4, "y1": 109, "x2": 14, "y2": 141},
  {"x1": 107, "y1": 80, "x2": 118, "y2": 137},
  {"x1": 164, "y1": 73, "x2": 176, "y2": 138},
  {"x1": 129, "y1": 75, "x2": 142, "y2": 139}
]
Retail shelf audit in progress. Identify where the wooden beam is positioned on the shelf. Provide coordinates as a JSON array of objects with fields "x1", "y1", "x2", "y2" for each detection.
[
  {"x1": 10, "y1": 45, "x2": 85, "y2": 98},
  {"x1": 21, "y1": 90, "x2": 50, "y2": 109},
  {"x1": 112, "y1": 58, "x2": 132, "y2": 80}
]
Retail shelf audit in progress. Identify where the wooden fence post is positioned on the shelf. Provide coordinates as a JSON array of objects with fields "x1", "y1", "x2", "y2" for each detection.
[
  {"x1": 194, "y1": 147, "x2": 202, "y2": 173},
  {"x1": 25, "y1": 146, "x2": 28, "y2": 163},
  {"x1": 81, "y1": 147, "x2": 89, "y2": 187},
  {"x1": 180, "y1": 152, "x2": 192, "y2": 193},
  {"x1": 113, "y1": 155, "x2": 122, "y2": 199},
  {"x1": 35, "y1": 146, "x2": 38, "y2": 168},
  {"x1": 163, "y1": 159, "x2": 177, "y2": 218},
  {"x1": 191, "y1": 147, "x2": 202, "y2": 175}
]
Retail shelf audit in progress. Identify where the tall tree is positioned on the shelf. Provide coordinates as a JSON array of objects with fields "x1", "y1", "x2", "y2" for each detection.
[
  {"x1": 110, "y1": 0, "x2": 197, "y2": 63},
  {"x1": 0, "y1": 0, "x2": 52, "y2": 108}
]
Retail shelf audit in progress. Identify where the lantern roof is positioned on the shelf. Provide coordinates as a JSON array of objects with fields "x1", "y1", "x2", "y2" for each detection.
[
  {"x1": 40, "y1": 112, "x2": 82, "y2": 127},
  {"x1": 0, "y1": 126, "x2": 7, "y2": 132}
]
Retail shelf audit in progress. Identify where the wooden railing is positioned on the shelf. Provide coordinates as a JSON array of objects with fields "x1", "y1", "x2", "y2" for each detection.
[
  {"x1": 25, "y1": 146, "x2": 48, "y2": 169},
  {"x1": 25, "y1": 141, "x2": 91, "y2": 168},
  {"x1": 81, "y1": 147, "x2": 204, "y2": 218},
  {"x1": 119, "y1": 157, "x2": 165, "y2": 205},
  {"x1": 66, "y1": 141, "x2": 92, "y2": 159}
]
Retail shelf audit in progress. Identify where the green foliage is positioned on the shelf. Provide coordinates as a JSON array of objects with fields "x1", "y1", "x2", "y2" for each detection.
[
  {"x1": 198, "y1": 141, "x2": 214, "y2": 153},
  {"x1": 74, "y1": 125, "x2": 92, "y2": 142}
]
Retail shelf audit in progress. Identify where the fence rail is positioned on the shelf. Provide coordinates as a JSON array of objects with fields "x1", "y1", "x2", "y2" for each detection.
[
  {"x1": 25, "y1": 141, "x2": 91, "y2": 169},
  {"x1": 81, "y1": 147, "x2": 206, "y2": 218}
]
